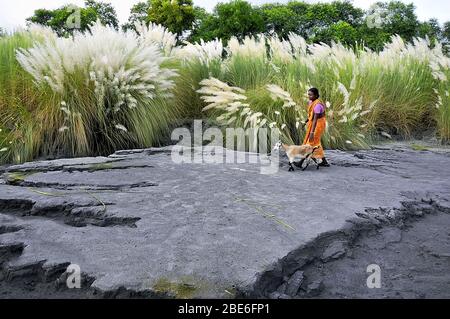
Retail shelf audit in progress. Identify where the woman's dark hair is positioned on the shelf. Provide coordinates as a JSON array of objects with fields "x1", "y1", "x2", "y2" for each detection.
[{"x1": 308, "y1": 87, "x2": 320, "y2": 98}]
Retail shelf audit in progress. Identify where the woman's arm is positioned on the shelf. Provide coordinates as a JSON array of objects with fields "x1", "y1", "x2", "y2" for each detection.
[
  {"x1": 309, "y1": 113, "x2": 318, "y2": 142},
  {"x1": 302, "y1": 119, "x2": 309, "y2": 129}
]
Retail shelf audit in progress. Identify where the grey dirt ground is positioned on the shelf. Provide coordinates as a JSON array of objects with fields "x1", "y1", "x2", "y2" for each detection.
[{"x1": 0, "y1": 142, "x2": 449, "y2": 299}]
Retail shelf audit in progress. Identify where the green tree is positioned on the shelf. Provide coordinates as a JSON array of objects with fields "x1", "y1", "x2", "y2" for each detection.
[
  {"x1": 314, "y1": 21, "x2": 359, "y2": 45},
  {"x1": 282, "y1": 1, "x2": 363, "y2": 41},
  {"x1": 373, "y1": 1, "x2": 420, "y2": 42},
  {"x1": 444, "y1": 22, "x2": 450, "y2": 37},
  {"x1": 26, "y1": 8, "x2": 55, "y2": 27},
  {"x1": 26, "y1": 1, "x2": 118, "y2": 36},
  {"x1": 357, "y1": 3, "x2": 394, "y2": 51},
  {"x1": 27, "y1": 5, "x2": 98, "y2": 37},
  {"x1": 85, "y1": 0, "x2": 119, "y2": 30},
  {"x1": 189, "y1": 9, "x2": 216, "y2": 42},
  {"x1": 418, "y1": 19, "x2": 442, "y2": 42},
  {"x1": 190, "y1": 0, "x2": 265, "y2": 43},
  {"x1": 357, "y1": 1, "x2": 440, "y2": 51},
  {"x1": 0, "y1": 27, "x2": 5, "y2": 37},
  {"x1": 191, "y1": 6, "x2": 210, "y2": 33},
  {"x1": 261, "y1": 4, "x2": 298, "y2": 38},
  {"x1": 444, "y1": 21, "x2": 450, "y2": 42},
  {"x1": 442, "y1": 21, "x2": 450, "y2": 52},
  {"x1": 358, "y1": 25, "x2": 392, "y2": 51},
  {"x1": 331, "y1": 0, "x2": 364, "y2": 26},
  {"x1": 122, "y1": 1, "x2": 152, "y2": 32},
  {"x1": 285, "y1": 1, "x2": 311, "y2": 38},
  {"x1": 147, "y1": 0, "x2": 195, "y2": 36}
]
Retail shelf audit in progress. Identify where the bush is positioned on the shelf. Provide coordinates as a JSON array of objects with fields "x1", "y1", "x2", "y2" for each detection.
[{"x1": 1, "y1": 23, "x2": 179, "y2": 164}]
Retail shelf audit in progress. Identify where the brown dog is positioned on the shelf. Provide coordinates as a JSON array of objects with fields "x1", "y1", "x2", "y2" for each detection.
[{"x1": 273, "y1": 141, "x2": 321, "y2": 171}]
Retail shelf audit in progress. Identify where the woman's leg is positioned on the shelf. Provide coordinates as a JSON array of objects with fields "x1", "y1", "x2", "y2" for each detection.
[{"x1": 310, "y1": 120, "x2": 325, "y2": 159}]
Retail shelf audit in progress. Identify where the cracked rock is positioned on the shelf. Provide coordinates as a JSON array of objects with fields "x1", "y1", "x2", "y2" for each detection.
[
  {"x1": 40, "y1": 262, "x2": 72, "y2": 283},
  {"x1": 321, "y1": 241, "x2": 347, "y2": 262},
  {"x1": 366, "y1": 227, "x2": 402, "y2": 250},
  {"x1": 268, "y1": 291, "x2": 291, "y2": 299},
  {"x1": 1, "y1": 144, "x2": 450, "y2": 298},
  {"x1": 381, "y1": 227, "x2": 402, "y2": 244},
  {"x1": 0, "y1": 243, "x2": 25, "y2": 265},
  {"x1": 0, "y1": 225, "x2": 23, "y2": 235},
  {"x1": 285, "y1": 271, "x2": 305, "y2": 296},
  {"x1": 305, "y1": 280, "x2": 324, "y2": 297},
  {"x1": 276, "y1": 282, "x2": 287, "y2": 294},
  {"x1": 5, "y1": 261, "x2": 46, "y2": 281}
]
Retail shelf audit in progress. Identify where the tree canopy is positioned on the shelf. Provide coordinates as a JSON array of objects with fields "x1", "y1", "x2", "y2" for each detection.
[
  {"x1": 147, "y1": 0, "x2": 195, "y2": 35},
  {"x1": 188, "y1": 0, "x2": 449, "y2": 51},
  {"x1": 85, "y1": 0, "x2": 119, "y2": 29},
  {"x1": 190, "y1": 0, "x2": 265, "y2": 43},
  {"x1": 26, "y1": 0, "x2": 119, "y2": 36},
  {"x1": 444, "y1": 21, "x2": 450, "y2": 45},
  {"x1": 25, "y1": 0, "x2": 450, "y2": 52},
  {"x1": 122, "y1": 1, "x2": 152, "y2": 32}
]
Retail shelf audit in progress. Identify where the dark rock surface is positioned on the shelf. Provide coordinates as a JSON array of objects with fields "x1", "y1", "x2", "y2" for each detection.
[
  {"x1": 0, "y1": 143, "x2": 449, "y2": 298},
  {"x1": 284, "y1": 270, "x2": 305, "y2": 296}
]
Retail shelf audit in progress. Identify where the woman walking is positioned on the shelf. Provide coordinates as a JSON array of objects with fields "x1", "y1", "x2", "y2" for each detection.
[{"x1": 303, "y1": 88, "x2": 330, "y2": 167}]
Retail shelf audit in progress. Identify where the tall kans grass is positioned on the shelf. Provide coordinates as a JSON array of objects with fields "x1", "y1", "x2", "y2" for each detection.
[
  {"x1": 182, "y1": 34, "x2": 450, "y2": 149},
  {"x1": 1, "y1": 23, "x2": 179, "y2": 164},
  {"x1": 0, "y1": 28, "x2": 53, "y2": 164},
  {"x1": 1, "y1": 24, "x2": 449, "y2": 164}
]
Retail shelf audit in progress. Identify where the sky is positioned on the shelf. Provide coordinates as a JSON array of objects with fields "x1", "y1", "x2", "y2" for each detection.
[{"x1": 0, "y1": 0, "x2": 449, "y2": 31}]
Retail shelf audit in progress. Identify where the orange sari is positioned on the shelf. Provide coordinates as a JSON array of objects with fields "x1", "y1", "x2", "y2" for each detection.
[{"x1": 303, "y1": 99, "x2": 326, "y2": 159}]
